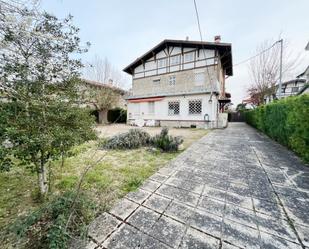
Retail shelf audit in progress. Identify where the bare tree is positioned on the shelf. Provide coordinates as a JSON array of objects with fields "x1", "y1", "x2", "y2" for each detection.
[
  {"x1": 84, "y1": 55, "x2": 126, "y2": 88},
  {"x1": 248, "y1": 39, "x2": 300, "y2": 105}
]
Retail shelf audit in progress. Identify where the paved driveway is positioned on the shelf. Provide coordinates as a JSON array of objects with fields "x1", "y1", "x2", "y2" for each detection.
[{"x1": 86, "y1": 123, "x2": 309, "y2": 249}]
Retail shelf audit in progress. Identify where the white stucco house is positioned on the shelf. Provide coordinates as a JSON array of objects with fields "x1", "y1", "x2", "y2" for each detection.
[{"x1": 123, "y1": 38, "x2": 233, "y2": 128}]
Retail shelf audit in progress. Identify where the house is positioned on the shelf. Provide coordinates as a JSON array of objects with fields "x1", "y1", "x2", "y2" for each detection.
[
  {"x1": 296, "y1": 66, "x2": 309, "y2": 95},
  {"x1": 264, "y1": 78, "x2": 307, "y2": 104},
  {"x1": 79, "y1": 79, "x2": 127, "y2": 123},
  {"x1": 123, "y1": 38, "x2": 233, "y2": 128}
]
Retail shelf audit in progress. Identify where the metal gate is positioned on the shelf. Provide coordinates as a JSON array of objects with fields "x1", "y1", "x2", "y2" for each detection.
[{"x1": 228, "y1": 112, "x2": 246, "y2": 122}]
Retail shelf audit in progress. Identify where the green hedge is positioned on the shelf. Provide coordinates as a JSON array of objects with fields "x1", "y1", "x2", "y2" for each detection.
[
  {"x1": 107, "y1": 108, "x2": 127, "y2": 123},
  {"x1": 245, "y1": 94, "x2": 309, "y2": 163}
]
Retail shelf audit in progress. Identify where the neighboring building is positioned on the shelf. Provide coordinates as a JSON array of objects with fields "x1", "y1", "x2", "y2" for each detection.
[
  {"x1": 264, "y1": 78, "x2": 307, "y2": 104},
  {"x1": 296, "y1": 66, "x2": 309, "y2": 95},
  {"x1": 79, "y1": 79, "x2": 127, "y2": 123},
  {"x1": 123, "y1": 38, "x2": 233, "y2": 128}
]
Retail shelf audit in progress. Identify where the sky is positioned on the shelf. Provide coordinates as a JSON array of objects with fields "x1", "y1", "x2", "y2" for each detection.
[{"x1": 41, "y1": 0, "x2": 309, "y2": 105}]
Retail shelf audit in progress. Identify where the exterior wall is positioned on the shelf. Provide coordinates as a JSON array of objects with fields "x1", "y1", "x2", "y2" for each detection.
[
  {"x1": 133, "y1": 47, "x2": 216, "y2": 79},
  {"x1": 131, "y1": 66, "x2": 219, "y2": 98},
  {"x1": 130, "y1": 46, "x2": 221, "y2": 98},
  {"x1": 276, "y1": 80, "x2": 306, "y2": 98},
  {"x1": 127, "y1": 93, "x2": 219, "y2": 128}
]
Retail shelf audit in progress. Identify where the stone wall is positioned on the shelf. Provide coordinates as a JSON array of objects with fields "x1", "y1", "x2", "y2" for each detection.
[{"x1": 131, "y1": 66, "x2": 219, "y2": 97}]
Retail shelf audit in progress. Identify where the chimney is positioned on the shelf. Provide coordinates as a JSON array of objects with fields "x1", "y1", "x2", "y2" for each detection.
[
  {"x1": 214, "y1": 35, "x2": 221, "y2": 43},
  {"x1": 186, "y1": 36, "x2": 189, "y2": 41}
]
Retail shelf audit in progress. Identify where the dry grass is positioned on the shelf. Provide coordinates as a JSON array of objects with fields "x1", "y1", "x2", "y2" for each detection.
[{"x1": 0, "y1": 125, "x2": 208, "y2": 232}]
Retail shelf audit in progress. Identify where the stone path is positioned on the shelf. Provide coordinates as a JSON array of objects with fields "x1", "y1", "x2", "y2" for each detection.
[{"x1": 85, "y1": 123, "x2": 309, "y2": 249}]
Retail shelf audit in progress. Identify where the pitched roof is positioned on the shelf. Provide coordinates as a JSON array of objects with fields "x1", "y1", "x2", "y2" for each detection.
[
  {"x1": 82, "y1": 79, "x2": 127, "y2": 95},
  {"x1": 297, "y1": 65, "x2": 309, "y2": 78},
  {"x1": 123, "y1": 39, "x2": 233, "y2": 76}
]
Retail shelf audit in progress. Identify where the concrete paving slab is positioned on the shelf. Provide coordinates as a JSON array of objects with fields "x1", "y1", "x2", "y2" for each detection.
[
  {"x1": 88, "y1": 213, "x2": 121, "y2": 244},
  {"x1": 143, "y1": 193, "x2": 171, "y2": 213},
  {"x1": 222, "y1": 219, "x2": 260, "y2": 249},
  {"x1": 197, "y1": 195, "x2": 225, "y2": 217},
  {"x1": 87, "y1": 123, "x2": 309, "y2": 249},
  {"x1": 127, "y1": 206, "x2": 160, "y2": 231},
  {"x1": 178, "y1": 227, "x2": 220, "y2": 249},
  {"x1": 125, "y1": 188, "x2": 151, "y2": 204},
  {"x1": 109, "y1": 198, "x2": 138, "y2": 220}
]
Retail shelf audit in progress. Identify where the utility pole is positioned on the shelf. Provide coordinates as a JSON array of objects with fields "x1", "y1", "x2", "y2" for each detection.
[{"x1": 278, "y1": 39, "x2": 283, "y2": 99}]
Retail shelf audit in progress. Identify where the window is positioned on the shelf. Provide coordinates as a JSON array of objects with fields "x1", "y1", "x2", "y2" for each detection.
[
  {"x1": 170, "y1": 55, "x2": 180, "y2": 66},
  {"x1": 292, "y1": 87, "x2": 299, "y2": 93},
  {"x1": 153, "y1": 79, "x2": 160, "y2": 84},
  {"x1": 188, "y1": 100, "x2": 202, "y2": 115},
  {"x1": 168, "y1": 101, "x2": 180, "y2": 115},
  {"x1": 195, "y1": 72, "x2": 204, "y2": 86},
  {"x1": 184, "y1": 52, "x2": 194, "y2": 62},
  {"x1": 169, "y1": 75, "x2": 176, "y2": 86},
  {"x1": 148, "y1": 102, "x2": 155, "y2": 114},
  {"x1": 158, "y1": 58, "x2": 166, "y2": 68}
]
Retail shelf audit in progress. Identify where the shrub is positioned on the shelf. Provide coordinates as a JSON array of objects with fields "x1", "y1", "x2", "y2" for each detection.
[
  {"x1": 7, "y1": 191, "x2": 96, "y2": 249},
  {"x1": 245, "y1": 95, "x2": 309, "y2": 162},
  {"x1": 107, "y1": 108, "x2": 127, "y2": 123},
  {"x1": 151, "y1": 127, "x2": 183, "y2": 152},
  {"x1": 102, "y1": 129, "x2": 151, "y2": 149}
]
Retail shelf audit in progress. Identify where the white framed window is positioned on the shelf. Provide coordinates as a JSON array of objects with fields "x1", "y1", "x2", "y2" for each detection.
[
  {"x1": 169, "y1": 75, "x2": 176, "y2": 86},
  {"x1": 188, "y1": 100, "x2": 202, "y2": 115},
  {"x1": 184, "y1": 52, "x2": 194, "y2": 62},
  {"x1": 158, "y1": 58, "x2": 166, "y2": 68},
  {"x1": 195, "y1": 72, "x2": 204, "y2": 86},
  {"x1": 291, "y1": 87, "x2": 299, "y2": 93},
  {"x1": 148, "y1": 102, "x2": 155, "y2": 114},
  {"x1": 168, "y1": 101, "x2": 180, "y2": 115},
  {"x1": 170, "y1": 55, "x2": 180, "y2": 66}
]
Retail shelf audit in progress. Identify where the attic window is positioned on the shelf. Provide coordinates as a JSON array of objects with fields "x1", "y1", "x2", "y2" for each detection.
[
  {"x1": 158, "y1": 58, "x2": 166, "y2": 68},
  {"x1": 170, "y1": 55, "x2": 180, "y2": 66},
  {"x1": 184, "y1": 52, "x2": 194, "y2": 62}
]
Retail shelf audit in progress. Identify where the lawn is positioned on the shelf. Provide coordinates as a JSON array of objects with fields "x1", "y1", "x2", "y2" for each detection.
[{"x1": 0, "y1": 125, "x2": 208, "y2": 247}]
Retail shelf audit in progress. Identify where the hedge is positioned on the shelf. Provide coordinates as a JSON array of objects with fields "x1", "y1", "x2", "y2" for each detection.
[
  {"x1": 245, "y1": 94, "x2": 309, "y2": 163},
  {"x1": 107, "y1": 108, "x2": 127, "y2": 123}
]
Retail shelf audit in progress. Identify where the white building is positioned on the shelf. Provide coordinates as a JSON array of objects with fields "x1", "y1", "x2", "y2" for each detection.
[
  {"x1": 264, "y1": 78, "x2": 307, "y2": 104},
  {"x1": 123, "y1": 38, "x2": 233, "y2": 128}
]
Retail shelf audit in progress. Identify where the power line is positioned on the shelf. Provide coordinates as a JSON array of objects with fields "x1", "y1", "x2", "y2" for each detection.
[
  {"x1": 233, "y1": 41, "x2": 280, "y2": 67},
  {"x1": 193, "y1": 0, "x2": 281, "y2": 72},
  {"x1": 192, "y1": 0, "x2": 214, "y2": 97}
]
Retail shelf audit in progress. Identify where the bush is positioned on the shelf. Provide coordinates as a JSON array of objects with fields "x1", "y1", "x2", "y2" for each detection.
[
  {"x1": 102, "y1": 129, "x2": 151, "y2": 149},
  {"x1": 107, "y1": 108, "x2": 127, "y2": 123},
  {"x1": 7, "y1": 191, "x2": 96, "y2": 249},
  {"x1": 151, "y1": 127, "x2": 183, "y2": 152},
  {"x1": 245, "y1": 95, "x2": 309, "y2": 162}
]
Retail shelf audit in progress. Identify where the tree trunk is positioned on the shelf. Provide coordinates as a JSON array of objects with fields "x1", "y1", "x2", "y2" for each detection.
[
  {"x1": 38, "y1": 160, "x2": 49, "y2": 195},
  {"x1": 98, "y1": 109, "x2": 108, "y2": 124}
]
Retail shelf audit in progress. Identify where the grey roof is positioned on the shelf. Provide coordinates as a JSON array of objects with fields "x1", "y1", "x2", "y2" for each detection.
[{"x1": 297, "y1": 65, "x2": 309, "y2": 78}]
